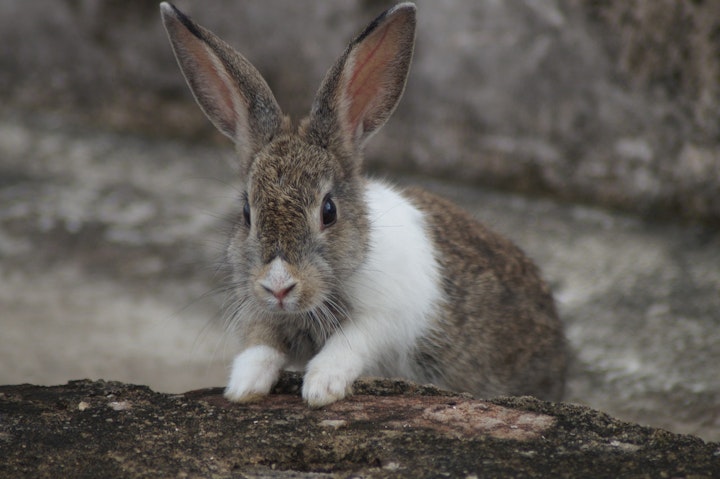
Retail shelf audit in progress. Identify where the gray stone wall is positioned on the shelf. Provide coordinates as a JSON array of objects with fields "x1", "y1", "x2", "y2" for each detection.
[{"x1": 1, "y1": 1, "x2": 719, "y2": 222}]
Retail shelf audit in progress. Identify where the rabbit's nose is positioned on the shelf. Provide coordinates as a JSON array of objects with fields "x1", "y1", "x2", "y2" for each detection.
[
  {"x1": 263, "y1": 283, "x2": 297, "y2": 301},
  {"x1": 258, "y1": 257, "x2": 299, "y2": 306}
]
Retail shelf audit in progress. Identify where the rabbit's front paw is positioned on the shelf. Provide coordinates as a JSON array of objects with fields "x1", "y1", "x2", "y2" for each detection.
[
  {"x1": 224, "y1": 345, "x2": 285, "y2": 403},
  {"x1": 302, "y1": 355, "x2": 362, "y2": 407},
  {"x1": 302, "y1": 369, "x2": 353, "y2": 407}
]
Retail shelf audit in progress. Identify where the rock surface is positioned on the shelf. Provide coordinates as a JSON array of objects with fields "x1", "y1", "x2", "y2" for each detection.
[
  {"x1": 1, "y1": 374, "x2": 718, "y2": 478},
  {"x1": 1, "y1": 0, "x2": 719, "y2": 222}
]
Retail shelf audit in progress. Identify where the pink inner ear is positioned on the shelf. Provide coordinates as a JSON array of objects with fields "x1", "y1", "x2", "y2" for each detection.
[
  {"x1": 343, "y1": 22, "x2": 399, "y2": 138},
  {"x1": 176, "y1": 27, "x2": 243, "y2": 136}
]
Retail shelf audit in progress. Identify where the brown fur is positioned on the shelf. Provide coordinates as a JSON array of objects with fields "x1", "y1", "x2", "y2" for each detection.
[{"x1": 404, "y1": 188, "x2": 566, "y2": 400}]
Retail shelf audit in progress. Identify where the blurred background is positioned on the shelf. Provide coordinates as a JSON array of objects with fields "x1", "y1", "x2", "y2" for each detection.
[{"x1": 0, "y1": 0, "x2": 718, "y2": 441}]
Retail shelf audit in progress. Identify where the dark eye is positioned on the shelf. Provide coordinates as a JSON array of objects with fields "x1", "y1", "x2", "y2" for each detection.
[
  {"x1": 321, "y1": 194, "x2": 337, "y2": 228},
  {"x1": 242, "y1": 197, "x2": 251, "y2": 227}
]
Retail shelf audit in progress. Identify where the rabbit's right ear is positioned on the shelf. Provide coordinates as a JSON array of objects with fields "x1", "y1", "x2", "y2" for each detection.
[
  {"x1": 160, "y1": 3, "x2": 283, "y2": 168},
  {"x1": 305, "y1": 3, "x2": 416, "y2": 163}
]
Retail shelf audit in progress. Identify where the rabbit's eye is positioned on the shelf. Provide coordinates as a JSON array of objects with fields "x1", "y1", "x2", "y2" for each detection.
[
  {"x1": 242, "y1": 199, "x2": 251, "y2": 227},
  {"x1": 321, "y1": 195, "x2": 337, "y2": 228}
]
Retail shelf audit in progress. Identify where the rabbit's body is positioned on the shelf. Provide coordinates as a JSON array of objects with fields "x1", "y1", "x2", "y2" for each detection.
[{"x1": 160, "y1": 2, "x2": 567, "y2": 406}]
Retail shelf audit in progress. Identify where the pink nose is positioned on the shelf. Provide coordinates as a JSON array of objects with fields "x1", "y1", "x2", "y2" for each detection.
[{"x1": 264, "y1": 283, "x2": 296, "y2": 301}]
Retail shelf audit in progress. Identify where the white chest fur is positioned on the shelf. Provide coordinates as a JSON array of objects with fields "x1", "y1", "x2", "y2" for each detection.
[{"x1": 344, "y1": 180, "x2": 443, "y2": 376}]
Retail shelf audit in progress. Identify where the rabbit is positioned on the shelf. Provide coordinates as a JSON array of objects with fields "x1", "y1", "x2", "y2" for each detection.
[{"x1": 160, "y1": 2, "x2": 567, "y2": 407}]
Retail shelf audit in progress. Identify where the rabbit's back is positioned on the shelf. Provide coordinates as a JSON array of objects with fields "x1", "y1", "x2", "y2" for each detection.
[{"x1": 403, "y1": 187, "x2": 567, "y2": 401}]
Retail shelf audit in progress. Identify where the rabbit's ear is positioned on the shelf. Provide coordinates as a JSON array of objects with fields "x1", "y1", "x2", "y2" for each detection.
[
  {"x1": 160, "y1": 3, "x2": 283, "y2": 165},
  {"x1": 306, "y1": 3, "x2": 416, "y2": 158}
]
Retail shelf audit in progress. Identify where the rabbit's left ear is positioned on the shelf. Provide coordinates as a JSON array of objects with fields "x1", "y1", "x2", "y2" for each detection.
[
  {"x1": 160, "y1": 2, "x2": 283, "y2": 170},
  {"x1": 305, "y1": 3, "x2": 416, "y2": 158}
]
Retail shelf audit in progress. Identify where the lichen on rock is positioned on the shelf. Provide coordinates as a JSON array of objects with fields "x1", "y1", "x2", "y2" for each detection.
[{"x1": 1, "y1": 374, "x2": 718, "y2": 478}]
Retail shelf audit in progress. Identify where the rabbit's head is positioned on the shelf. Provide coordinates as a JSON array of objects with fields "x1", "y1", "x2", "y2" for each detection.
[
  {"x1": 229, "y1": 134, "x2": 369, "y2": 316},
  {"x1": 160, "y1": 3, "x2": 416, "y2": 317}
]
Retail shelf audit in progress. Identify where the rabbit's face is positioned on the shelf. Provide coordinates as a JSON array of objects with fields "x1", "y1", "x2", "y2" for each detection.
[{"x1": 228, "y1": 135, "x2": 369, "y2": 317}]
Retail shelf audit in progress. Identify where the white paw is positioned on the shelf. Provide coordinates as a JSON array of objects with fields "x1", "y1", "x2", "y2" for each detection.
[
  {"x1": 302, "y1": 369, "x2": 352, "y2": 407},
  {"x1": 224, "y1": 345, "x2": 285, "y2": 403},
  {"x1": 302, "y1": 364, "x2": 358, "y2": 407}
]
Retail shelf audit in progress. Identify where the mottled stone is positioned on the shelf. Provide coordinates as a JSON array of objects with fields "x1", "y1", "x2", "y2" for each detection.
[{"x1": 1, "y1": 375, "x2": 718, "y2": 478}]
